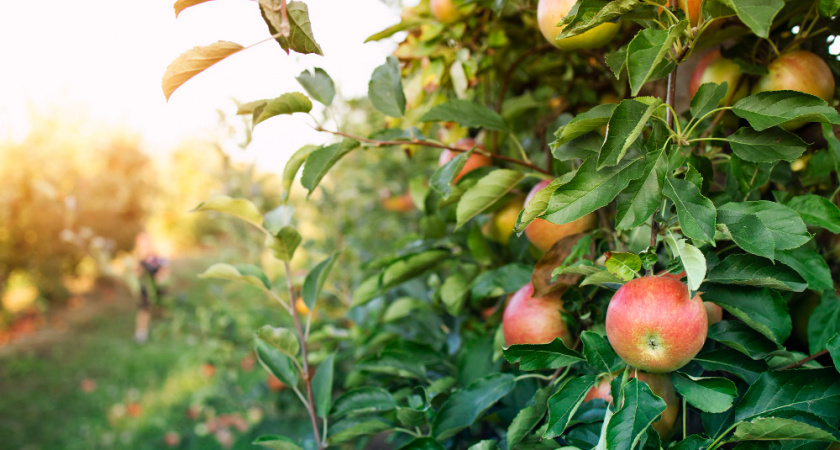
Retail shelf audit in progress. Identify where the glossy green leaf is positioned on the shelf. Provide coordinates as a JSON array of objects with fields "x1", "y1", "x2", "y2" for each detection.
[
  {"x1": 193, "y1": 195, "x2": 263, "y2": 229},
  {"x1": 470, "y1": 263, "x2": 532, "y2": 299},
  {"x1": 256, "y1": 326, "x2": 299, "y2": 358},
  {"x1": 786, "y1": 194, "x2": 840, "y2": 234},
  {"x1": 663, "y1": 234, "x2": 706, "y2": 292},
  {"x1": 252, "y1": 435, "x2": 304, "y2": 450},
  {"x1": 691, "y1": 82, "x2": 730, "y2": 120},
  {"x1": 730, "y1": 412, "x2": 840, "y2": 442},
  {"x1": 557, "y1": 0, "x2": 643, "y2": 40},
  {"x1": 295, "y1": 67, "x2": 334, "y2": 106},
  {"x1": 398, "y1": 438, "x2": 444, "y2": 449},
  {"x1": 432, "y1": 373, "x2": 516, "y2": 440},
  {"x1": 711, "y1": 0, "x2": 782, "y2": 37},
  {"x1": 356, "y1": 351, "x2": 427, "y2": 380},
  {"x1": 809, "y1": 291, "x2": 840, "y2": 354},
  {"x1": 554, "y1": 104, "x2": 616, "y2": 146},
  {"x1": 264, "y1": 226, "x2": 302, "y2": 263},
  {"x1": 721, "y1": 201, "x2": 811, "y2": 252},
  {"x1": 419, "y1": 100, "x2": 507, "y2": 131},
  {"x1": 332, "y1": 387, "x2": 397, "y2": 418},
  {"x1": 260, "y1": 0, "x2": 323, "y2": 55},
  {"x1": 615, "y1": 149, "x2": 667, "y2": 230},
  {"x1": 668, "y1": 435, "x2": 713, "y2": 450},
  {"x1": 430, "y1": 148, "x2": 473, "y2": 199},
  {"x1": 708, "y1": 320, "x2": 779, "y2": 359},
  {"x1": 368, "y1": 56, "x2": 405, "y2": 117},
  {"x1": 456, "y1": 169, "x2": 525, "y2": 229},
  {"x1": 507, "y1": 387, "x2": 552, "y2": 448},
  {"x1": 311, "y1": 353, "x2": 334, "y2": 419},
  {"x1": 706, "y1": 254, "x2": 807, "y2": 292},
  {"x1": 300, "y1": 139, "x2": 360, "y2": 196},
  {"x1": 734, "y1": 368, "x2": 840, "y2": 424},
  {"x1": 727, "y1": 127, "x2": 807, "y2": 163},
  {"x1": 732, "y1": 91, "x2": 840, "y2": 131},
  {"x1": 626, "y1": 25, "x2": 685, "y2": 96},
  {"x1": 515, "y1": 174, "x2": 574, "y2": 232},
  {"x1": 599, "y1": 99, "x2": 662, "y2": 168},
  {"x1": 281, "y1": 145, "x2": 318, "y2": 200},
  {"x1": 503, "y1": 337, "x2": 585, "y2": 371},
  {"x1": 719, "y1": 212, "x2": 776, "y2": 260},
  {"x1": 663, "y1": 176, "x2": 717, "y2": 245},
  {"x1": 828, "y1": 334, "x2": 840, "y2": 374},
  {"x1": 198, "y1": 263, "x2": 271, "y2": 290},
  {"x1": 819, "y1": 0, "x2": 840, "y2": 16},
  {"x1": 581, "y1": 331, "x2": 623, "y2": 375},
  {"x1": 776, "y1": 247, "x2": 834, "y2": 292},
  {"x1": 694, "y1": 348, "x2": 768, "y2": 383},
  {"x1": 543, "y1": 157, "x2": 644, "y2": 225},
  {"x1": 673, "y1": 372, "x2": 737, "y2": 413},
  {"x1": 604, "y1": 252, "x2": 641, "y2": 282},
  {"x1": 254, "y1": 92, "x2": 313, "y2": 125},
  {"x1": 302, "y1": 253, "x2": 337, "y2": 310},
  {"x1": 704, "y1": 284, "x2": 791, "y2": 344},
  {"x1": 543, "y1": 375, "x2": 598, "y2": 439},
  {"x1": 441, "y1": 269, "x2": 476, "y2": 316},
  {"x1": 255, "y1": 338, "x2": 298, "y2": 388},
  {"x1": 328, "y1": 417, "x2": 391, "y2": 444},
  {"x1": 606, "y1": 378, "x2": 667, "y2": 450}
]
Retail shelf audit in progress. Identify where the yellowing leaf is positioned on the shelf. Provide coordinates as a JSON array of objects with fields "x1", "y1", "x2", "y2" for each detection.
[
  {"x1": 173, "y1": 0, "x2": 215, "y2": 17},
  {"x1": 162, "y1": 41, "x2": 244, "y2": 101}
]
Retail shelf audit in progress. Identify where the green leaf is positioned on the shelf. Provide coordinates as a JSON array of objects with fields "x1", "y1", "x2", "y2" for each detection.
[
  {"x1": 734, "y1": 368, "x2": 840, "y2": 424},
  {"x1": 703, "y1": 284, "x2": 791, "y2": 344},
  {"x1": 260, "y1": 0, "x2": 323, "y2": 55},
  {"x1": 828, "y1": 334, "x2": 840, "y2": 374},
  {"x1": 365, "y1": 19, "x2": 423, "y2": 42},
  {"x1": 368, "y1": 56, "x2": 406, "y2": 117},
  {"x1": 255, "y1": 338, "x2": 298, "y2": 387},
  {"x1": 776, "y1": 247, "x2": 834, "y2": 292},
  {"x1": 708, "y1": 320, "x2": 780, "y2": 359},
  {"x1": 557, "y1": 0, "x2": 643, "y2": 40},
  {"x1": 265, "y1": 225, "x2": 302, "y2": 263},
  {"x1": 605, "y1": 252, "x2": 641, "y2": 282},
  {"x1": 466, "y1": 441, "x2": 499, "y2": 450},
  {"x1": 718, "y1": 211, "x2": 776, "y2": 260},
  {"x1": 599, "y1": 99, "x2": 662, "y2": 169},
  {"x1": 383, "y1": 297, "x2": 429, "y2": 322},
  {"x1": 668, "y1": 435, "x2": 713, "y2": 450},
  {"x1": 727, "y1": 127, "x2": 807, "y2": 163},
  {"x1": 398, "y1": 438, "x2": 445, "y2": 450},
  {"x1": 706, "y1": 254, "x2": 807, "y2": 292},
  {"x1": 503, "y1": 337, "x2": 585, "y2": 371},
  {"x1": 198, "y1": 263, "x2": 271, "y2": 290},
  {"x1": 819, "y1": 0, "x2": 840, "y2": 16},
  {"x1": 663, "y1": 234, "x2": 707, "y2": 292},
  {"x1": 543, "y1": 157, "x2": 644, "y2": 225},
  {"x1": 456, "y1": 169, "x2": 525, "y2": 229},
  {"x1": 356, "y1": 351, "x2": 427, "y2": 380},
  {"x1": 300, "y1": 139, "x2": 360, "y2": 196},
  {"x1": 786, "y1": 194, "x2": 840, "y2": 234},
  {"x1": 554, "y1": 104, "x2": 617, "y2": 147},
  {"x1": 193, "y1": 195, "x2": 263, "y2": 229},
  {"x1": 809, "y1": 291, "x2": 840, "y2": 354},
  {"x1": 581, "y1": 331, "x2": 623, "y2": 375},
  {"x1": 432, "y1": 373, "x2": 516, "y2": 440},
  {"x1": 470, "y1": 263, "x2": 532, "y2": 299},
  {"x1": 295, "y1": 67, "x2": 334, "y2": 106},
  {"x1": 252, "y1": 435, "x2": 304, "y2": 450},
  {"x1": 507, "y1": 387, "x2": 552, "y2": 448},
  {"x1": 311, "y1": 353, "x2": 334, "y2": 418},
  {"x1": 672, "y1": 372, "x2": 737, "y2": 413},
  {"x1": 302, "y1": 253, "x2": 337, "y2": 310},
  {"x1": 328, "y1": 417, "x2": 392, "y2": 444},
  {"x1": 606, "y1": 44, "x2": 628, "y2": 79},
  {"x1": 256, "y1": 326, "x2": 300, "y2": 358},
  {"x1": 515, "y1": 175, "x2": 573, "y2": 232},
  {"x1": 255, "y1": 92, "x2": 313, "y2": 125},
  {"x1": 730, "y1": 412, "x2": 840, "y2": 442},
  {"x1": 441, "y1": 269, "x2": 476, "y2": 316},
  {"x1": 732, "y1": 91, "x2": 840, "y2": 131},
  {"x1": 691, "y1": 82, "x2": 730, "y2": 120},
  {"x1": 353, "y1": 250, "x2": 450, "y2": 306},
  {"x1": 615, "y1": 149, "x2": 667, "y2": 230},
  {"x1": 711, "y1": 0, "x2": 783, "y2": 38},
  {"x1": 606, "y1": 378, "x2": 668, "y2": 450},
  {"x1": 419, "y1": 100, "x2": 508, "y2": 131},
  {"x1": 626, "y1": 24, "x2": 686, "y2": 96},
  {"x1": 430, "y1": 148, "x2": 474, "y2": 198},
  {"x1": 718, "y1": 201, "x2": 811, "y2": 255},
  {"x1": 281, "y1": 145, "x2": 318, "y2": 200},
  {"x1": 662, "y1": 176, "x2": 717, "y2": 245},
  {"x1": 694, "y1": 348, "x2": 768, "y2": 383},
  {"x1": 331, "y1": 387, "x2": 397, "y2": 418},
  {"x1": 543, "y1": 375, "x2": 598, "y2": 439}
]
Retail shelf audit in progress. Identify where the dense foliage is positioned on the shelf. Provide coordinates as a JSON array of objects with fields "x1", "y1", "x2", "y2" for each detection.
[{"x1": 166, "y1": 0, "x2": 840, "y2": 448}]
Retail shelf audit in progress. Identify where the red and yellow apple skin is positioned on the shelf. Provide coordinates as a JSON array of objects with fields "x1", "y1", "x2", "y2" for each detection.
[
  {"x1": 537, "y1": 0, "x2": 619, "y2": 50},
  {"x1": 659, "y1": 271, "x2": 723, "y2": 326},
  {"x1": 585, "y1": 372, "x2": 680, "y2": 438},
  {"x1": 482, "y1": 195, "x2": 526, "y2": 244},
  {"x1": 753, "y1": 50, "x2": 835, "y2": 103},
  {"x1": 430, "y1": 0, "x2": 461, "y2": 23},
  {"x1": 524, "y1": 180, "x2": 597, "y2": 252},
  {"x1": 606, "y1": 276, "x2": 708, "y2": 373},
  {"x1": 382, "y1": 192, "x2": 414, "y2": 212},
  {"x1": 689, "y1": 51, "x2": 748, "y2": 106},
  {"x1": 438, "y1": 138, "x2": 493, "y2": 182},
  {"x1": 503, "y1": 283, "x2": 571, "y2": 347},
  {"x1": 689, "y1": 50, "x2": 721, "y2": 97}
]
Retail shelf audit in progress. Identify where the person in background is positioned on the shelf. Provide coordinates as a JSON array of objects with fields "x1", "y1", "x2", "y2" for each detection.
[{"x1": 133, "y1": 232, "x2": 169, "y2": 344}]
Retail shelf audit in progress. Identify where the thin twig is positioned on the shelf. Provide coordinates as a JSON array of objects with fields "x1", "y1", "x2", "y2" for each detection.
[
  {"x1": 779, "y1": 349, "x2": 829, "y2": 370},
  {"x1": 315, "y1": 127, "x2": 552, "y2": 175}
]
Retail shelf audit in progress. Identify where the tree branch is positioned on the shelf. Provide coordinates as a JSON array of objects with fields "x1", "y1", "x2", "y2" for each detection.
[
  {"x1": 779, "y1": 349, "x2": 829, "y2": 370},
  {"x1": 315, "y1": 127, "x2": 552, "y2": 175}
]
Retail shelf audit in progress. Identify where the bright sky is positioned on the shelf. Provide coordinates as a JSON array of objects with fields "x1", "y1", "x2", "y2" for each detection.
[{"x1": 0, "y1": 0, "x2": 408, "y2": 172}]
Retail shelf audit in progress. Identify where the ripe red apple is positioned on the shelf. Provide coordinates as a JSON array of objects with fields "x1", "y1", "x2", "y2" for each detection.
[
  {"x1": 537, "y1": 0, "x2": 619, "y2": 50},
  {"x1": 753, "y1": 50, "x2": 835, "y2": 103},
  {"x1": 585, "y1": 372, "x2": 680, "y2": 438},
  {"x1": 524, "y1": 180, "x2": 597, "y2": 252},
  {"x1": 503, "y1": 283, "x2": 571, "y2": 346},
  {"x1": 430, "y1": 0, "x2": 461, "y2": 23},
  {"x1": 659, "y1": 271, "x2": 722, "y2": 326},
  {"x1": 482, "y1": 195, "x2": 525, "y2": 244},
  {"x1": 606, "y1": 276, "x2": 707, "y2": 372},
  {"x1": 438, "y1": 138, "x2": 493, "y2": 182}
]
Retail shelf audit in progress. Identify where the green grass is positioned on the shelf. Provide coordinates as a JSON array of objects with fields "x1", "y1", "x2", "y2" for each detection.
[{"x1": 0, "y1": 257, "x2": 311, "y2": 450}]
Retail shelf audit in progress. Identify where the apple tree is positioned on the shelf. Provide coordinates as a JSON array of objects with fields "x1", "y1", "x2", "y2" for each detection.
[{"x1": 165, "y1": 0, "x2": 840, "y2": 448}]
